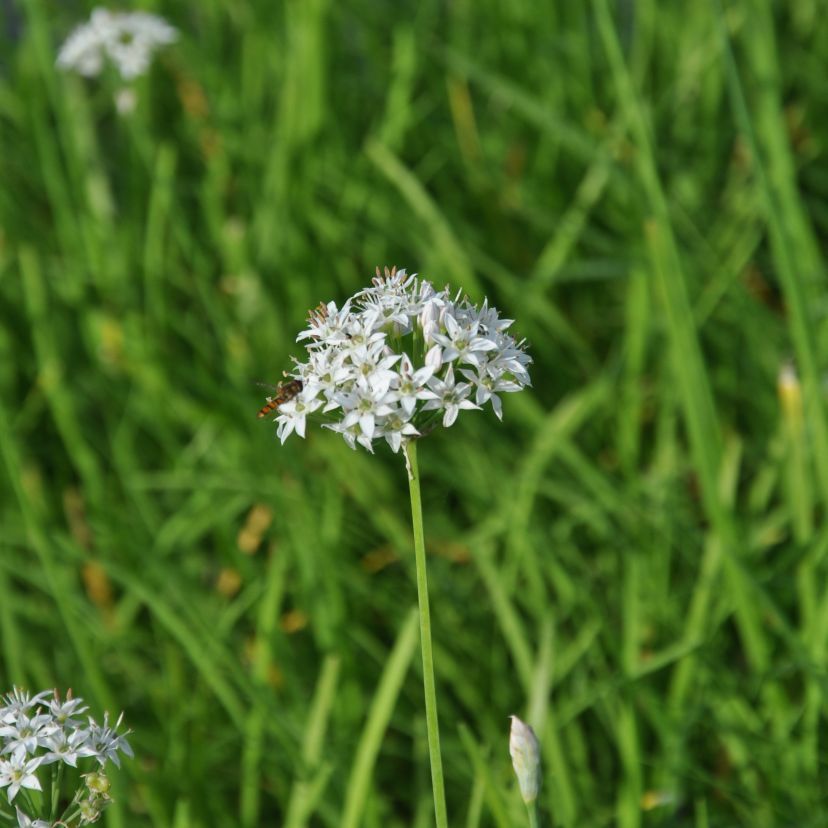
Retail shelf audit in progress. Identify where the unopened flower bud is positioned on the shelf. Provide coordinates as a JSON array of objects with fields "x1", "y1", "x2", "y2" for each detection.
[
  {"x1": 509, "y1": 715, "x2": 541, "y2": 804},
  {"x1": 83, "y1": 771, "x2": 110, "y2": 795},
  {"x1": 115, "y1": 88, "x2": 137, "y2": 116},
  {"x1": 79, "y1": 798, "x2": 103, "y2": 823},
  {"x1": 777, "y1": 362, "x2": 802, "y2": 426}
]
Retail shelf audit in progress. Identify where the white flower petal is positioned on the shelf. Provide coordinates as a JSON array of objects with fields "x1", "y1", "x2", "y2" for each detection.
[{"x1": 359, "y1": 414, "x2": 375, "y2": 438}]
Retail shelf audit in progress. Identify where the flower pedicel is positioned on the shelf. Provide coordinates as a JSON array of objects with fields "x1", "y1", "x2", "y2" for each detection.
[{"x1": 264, "y1": 267, "x2": 532, "y2": 451}]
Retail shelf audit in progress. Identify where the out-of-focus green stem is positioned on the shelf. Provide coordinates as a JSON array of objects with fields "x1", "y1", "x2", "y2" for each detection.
[{"x1": 403, "y1": 439, "x2": 448, "y2": 828}]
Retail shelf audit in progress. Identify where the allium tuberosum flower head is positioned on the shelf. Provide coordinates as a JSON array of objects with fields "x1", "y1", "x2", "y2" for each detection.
[{"x1": 267, "y1": 267, "x2": 532, "y2": 453}]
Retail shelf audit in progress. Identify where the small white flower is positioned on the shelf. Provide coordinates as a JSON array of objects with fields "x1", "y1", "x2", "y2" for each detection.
[
  {"x1": 475, "y1": 298, "x2": 515, "y2": 334},
  {"x1": 359, "y1": 290, "x2": 411, "y2": 336},
  {"x1": 275, "y1": 392, "x2": 324, "y2": 443},
  {"x1": 422, "y1": 364, "x2": 479, "y2": 427},
  {"x1": 0, "y1": 755, "x2": 43, "y2": 802},
  {"x1": 48, "y1": 692, "x2": 88, "y2": 729},
  {"x1": 78, "y1": 713, "x2": 133, "y2": 768},
  {"x1": 41, "y1": 726, "x2": 88, "y2": 768},
  {"x1": 0, "y1": 689, "x2": 51, "y2": 723},
  {"x1": 459, "y1": 365, "x2": 521, "y2": 421},
  {"x1": 55, "y1": 20, "x2": 106, "y2": 77},
  {"x1": 299, "y1": 352, "x2": 351, "y2": 403},
  {"x1": 297, "y1": 300, "x2": 353, "y2": 347},
  {"x1": 15, "y1": 807, "x2": 51, "y2": 828},
  {"x1": 430, "y1": 311, "x2": 498, "y2": 367},
  {"x1": 355, "y1": 267, "x2": 418, "y2": 304},
  {"x1": 337, "y1": 379, "x2": 397, "y2": 439},
  {"x1": 375, "y1": 407, "x2": 420, "y2": 453},
  {"x1": 347, "y1": 341, "x2": 400, "y2": 390},
  {"x1": 485, "y1": 342, "x2": 532, "y2": 387},
  {"x1": 343, "y1": 311, "x2": 385, "y2": 352},
  {"x1": 0, "y1": 711, "x2": 55, "y2": 762},
  {"x1": 392, "y1": 354, "x2": 436, "y2": 416},
  {"x1": 323, "y1": 420, "x2": 376, "y2": 453}
]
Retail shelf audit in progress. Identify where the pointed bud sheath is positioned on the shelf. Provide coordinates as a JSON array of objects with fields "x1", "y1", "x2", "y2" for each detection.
[
  {"x1": 777, "y1": 362, "x2": 803, "y2": 428},
  {"x1": 425, "y1": 344, "x2": 443, "y2": 373},
  {"x1": 509, "y1": 716, "x2": 541, "y2": 804}
]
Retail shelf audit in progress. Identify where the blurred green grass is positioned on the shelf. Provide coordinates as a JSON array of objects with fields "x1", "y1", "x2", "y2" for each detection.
[{"x1": 2, "y1": 0, "x2": 828, "y2": 825}]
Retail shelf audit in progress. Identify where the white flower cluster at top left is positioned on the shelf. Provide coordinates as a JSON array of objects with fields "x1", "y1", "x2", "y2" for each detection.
[
  {"x1": 57, "y1": 8, "x2": 177, "y2": 80},
  {"x1": 268, "y1": 268, "x2": 532, "y2": 453}
]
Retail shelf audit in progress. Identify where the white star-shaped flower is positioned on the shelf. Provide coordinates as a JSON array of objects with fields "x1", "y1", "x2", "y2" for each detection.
[
  {"x1": 41, "y1": 726, "x2": 88, "y2": 768},
  {"x1": 375, "y1": 407, "x2": 420, "y2": 453},
  {"x1": 16, "y1": 807, "x2": 51, "y2": 828},
  {"x1": 391, "y1": 354, "x2": 437, "y2": 416},
  {"x1": 430, "y1": 312, "x2": 498, "y2": 367},
  {"x1": 0, "y1": 755, "x2": 43, "y2": 802},
  {"x1": 422, "y1": 364, "x2": 480, "y2": 427},
  {"x1": 275, "y1": 392, "x2": 324, "y2": 443},
  {"x1": 0, "y1": 711, "x2": 55, "y2": 762},
  {"x1": 77, "y1": 713, "x2": 134, "y2": 768}
]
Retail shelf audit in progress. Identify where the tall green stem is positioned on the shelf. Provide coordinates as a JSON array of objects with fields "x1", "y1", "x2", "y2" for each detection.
[
  {"x1": 403, "y1": 439, "x2": 448, "y2": 828},
  {"x1": 527, "y1": 802, "x2": 540, "y2": 828}
]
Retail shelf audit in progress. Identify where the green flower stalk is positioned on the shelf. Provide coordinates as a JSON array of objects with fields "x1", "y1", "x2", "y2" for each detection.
[{"x1": 403, "y1": 438, "x2": 448, "y2": 827}]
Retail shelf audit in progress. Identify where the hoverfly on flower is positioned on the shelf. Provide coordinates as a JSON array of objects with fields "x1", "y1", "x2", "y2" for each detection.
[{"x1": 257, "y1": 379, "x2": 304, "y2": 418}]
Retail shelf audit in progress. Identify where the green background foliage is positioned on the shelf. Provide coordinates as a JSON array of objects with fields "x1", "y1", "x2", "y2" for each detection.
[{"x1": 2, "y1": 0, "x2": 828, "y2": 824}]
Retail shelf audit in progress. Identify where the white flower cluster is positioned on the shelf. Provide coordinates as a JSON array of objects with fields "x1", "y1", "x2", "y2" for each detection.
[
  {"x1": 57, "y1": 8, "x2": 177, "y2": 80},
  {"x1": 0, "y1": 688, "x2": 133, "y2": 827},
  {"x1": 269, "y1": 268, "x2": 531, "y2": 453}
]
